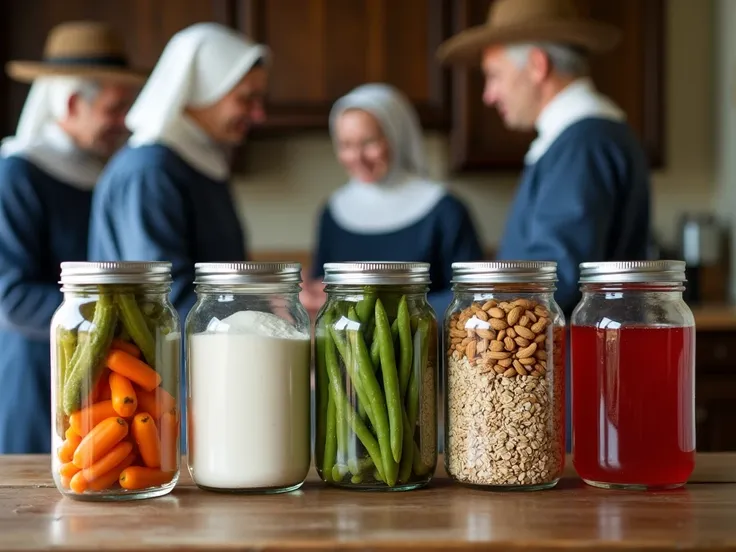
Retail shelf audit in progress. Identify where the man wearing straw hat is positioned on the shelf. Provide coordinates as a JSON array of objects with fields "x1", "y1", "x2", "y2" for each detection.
[
  {"x1": 0, "y1": 21, "x2": 143, "y2": 453},
  {"x1": 89, "y1": 22, "x2": 269, "y2": 321},
  {"x1": 438, "y1": 0, "x2": 651, "y2": 316}
]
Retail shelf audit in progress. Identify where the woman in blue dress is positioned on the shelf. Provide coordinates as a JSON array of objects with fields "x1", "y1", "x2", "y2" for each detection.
[{"x1": 302, "y1": 84, "x2": 483, "y2": 317}]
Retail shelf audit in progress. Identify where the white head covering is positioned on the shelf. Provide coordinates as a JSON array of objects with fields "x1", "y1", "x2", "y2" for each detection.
[
  {"x1": 126, "y1": 22, "x2": 268, "y2": 180},
  {"x1": 0, "y1": 77, "x2": 105, "y2": 189},
  {"x1": 327, "y1": 83, "x2": 445, "y2": 234}
]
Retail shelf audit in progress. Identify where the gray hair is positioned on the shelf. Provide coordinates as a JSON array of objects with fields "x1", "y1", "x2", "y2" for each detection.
[
  {"x1": 48, "y1": 77, "x2": 102, "y2": 119},
  {"x1": 505, "y1": 42, "x2": 589, "y2": 76}
]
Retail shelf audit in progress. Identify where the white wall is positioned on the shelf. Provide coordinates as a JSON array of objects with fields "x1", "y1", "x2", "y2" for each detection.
[{"x1": 232, "y1": 0, "x2": 716, "y2": 257}]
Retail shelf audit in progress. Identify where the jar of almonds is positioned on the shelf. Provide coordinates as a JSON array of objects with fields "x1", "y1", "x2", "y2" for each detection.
[{"x1": 444, "y1": 261, "x2": 565, "y2": 491}]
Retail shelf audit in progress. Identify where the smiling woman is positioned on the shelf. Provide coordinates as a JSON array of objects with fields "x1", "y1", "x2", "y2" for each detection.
[{"x1": 301, "y1": 84, "x2": 484, "y2": 319}]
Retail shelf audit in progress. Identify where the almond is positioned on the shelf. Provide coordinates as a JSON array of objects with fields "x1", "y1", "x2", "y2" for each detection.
[
  {"x1": 519, "y1": 315, "x2": 530, "y2": 328},
  {"x1": 467, "y1": 328, "x2": 477, "y2": 339},
  {"x1": 481, "y1": 300, "x2": 497, "y2": 311},
  {"x1": 514, "y1": 362, "x2": 527, "y2": 376},
  {"x1": 507, "y1": 306, "x2": 523, "y2": 326},
  {"x1": 499, "y1": 302, "x2": 512, "y2": 312},
  {"x1": 512, "y1": 299, "x2": 533, "y2": 310},
  {"x1": 461, "y1": 336, "x2": 473, "y2": 347},
  {"x1": 494, "y1": 364, "x2": 506, "y2": 375},
  {"x1": 488, "y1": 307, "x2": 505, "y2": 319},
  {"x1": 497, "y1": 330, "x2": 507, "y2": 342},
  {"x1": 476, "y1": 328, "x2": 495, "y2": 340},
  {"x1": 498, "y1": 357, "x2": 514, "y2": 368},
  {"x1": 475, "y1": 309, "x2": 489, "y2": 322},
  {"x1": 515, "y1": 336, "x2": 531, "y2": 348},
  {"x1": 516, "y1": 342, "x2": 538, "y2": 359},
  {"x1": 531, "y1": 370, "x2": 542, "y2": 378},
  {"x1": 504, "y1": 336, "x2": 516, "y2": 351},
  {"x1": 503, "y1": 368, "x2": 517, "y2": 378},
  {"x1": 515, "y1": 325, "x2": 535, "y2": 340},
  {"x1": 449, "y1": 328, "x2": 465, "y2": 338},
  {"x1": 488, "y1": 351, "x2": 512, "y2": 360},
  {"x1": 476, "y1": 338, "x2": 489, "y2": 355},
  {"x1": 525, "y1": 310, "x2": 538, "y2": 323},
  {"x1": 490, "y1": 318, "x2": 508, "y2": 331},
  {"x1": 490, "y1": 340, "x2": 505, "y2": 352},
  {"x1": 535, "y1": 350, "x2": 548, "y2": 361},
  {"x1": 465, "y1": 341, "x2": 477, "y2": 360},
  {"x1": 534, "y1": 334, "x2": 546, "y2": 344},
  {"x1": 535, "y1": 363, "x2": 546, "y2": 374},
  {"x1": 519, "y1": 357, "x2": 536, "y2": 366},
  {"x1": 534, "y1": 305, "x2": 549, "y2": 317},
  {"x1": 455, "y1": 320, "x2": 465, "y2": 331},
  {"x1": 531, "y1": 318, "x2": 548, "y2": 334},
  {"x1": 506, "y1": 327, "x2": 517, "y2": 339}
]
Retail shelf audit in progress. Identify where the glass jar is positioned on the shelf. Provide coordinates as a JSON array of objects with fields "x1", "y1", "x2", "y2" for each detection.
[
  {"x1": 444, "y1": 261, "x2": 566, "y2": 491},
  {"x1": 186, "y1": 262, "x2": 311, "y2": 493},
  {"x1": 51, "y1": 262, "x2": 181, "y2": 501},
  {"x1": 314, "y1": 262, "x2": 438, "y2": 490},
  {"x1": 571, "y1": 261, "x2": 696, "y2": 490}
]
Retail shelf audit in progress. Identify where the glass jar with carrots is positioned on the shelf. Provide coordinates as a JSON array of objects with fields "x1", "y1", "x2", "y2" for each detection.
[{"x1": 50, "y1": 262, "x2": 181, "y2": 500}]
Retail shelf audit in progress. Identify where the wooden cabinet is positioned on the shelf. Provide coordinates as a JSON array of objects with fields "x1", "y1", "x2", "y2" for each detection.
[
  {"x1": 237, "y1": 0, "x2": 451, "y2": 130},
  {"x1": 448, "y1": 0, "x2": 665, "y2": 171}
]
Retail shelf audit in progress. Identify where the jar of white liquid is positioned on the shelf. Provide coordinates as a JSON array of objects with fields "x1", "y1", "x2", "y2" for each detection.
[{"x1": 186, "y1": 262, "x2": 311, "y2": 493}]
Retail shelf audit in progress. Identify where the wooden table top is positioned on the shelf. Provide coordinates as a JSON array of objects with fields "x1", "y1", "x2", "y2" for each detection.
[
  {"x1": 3, "y1": 454, "x2": 736, "y2": 551},
  {"x1": 691, "y1": 304, "x2": 736, "y2": 331}
]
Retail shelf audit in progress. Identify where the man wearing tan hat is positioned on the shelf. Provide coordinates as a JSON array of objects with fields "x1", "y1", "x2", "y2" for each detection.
[
  {"x1": 0, "y1": 22, "x2": 142, "y2": 453},
  {"x1": 438, "y1": 0, "x2": 651, "y2": 315}
]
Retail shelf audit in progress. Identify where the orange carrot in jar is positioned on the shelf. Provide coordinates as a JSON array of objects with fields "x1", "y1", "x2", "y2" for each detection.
[
  {"x1": 70, "y1": 471, "x2": 88, "y2": 494},
  {"x1": 111, "y1": 339, "x2": 141, "y2": 358},
  {"x1": 132, "y1": 413, "x2": 161, "y2": 468},
  {"x1": 88, "y1": 369, "x2": 110, "y2": 405},
  {"x1": 106, "y1": 350, "x2": 161, "y2": 391},
  {"x1": 136, "y1": 387, "x2": 176, "y2": 419},
  {"x1": 65, "y1": 426, "x2": 79, "y2": 440},
  {"x1": 119, "y1": 467, "x2": 175, "y2": 490},
  {"x1": 86, "y1": 452, "x2": 136, "y2": 492},
  {"x1": 59, "y1": 475, "x2": 72, "y2": 490},
  {"x1": 159, "y1": 410, "x2": 179, "y2": 473},
  {"x1": 59, "y1": 461, "x2": 81, "y2": 479},
  {"x1": 81, "y1": 441, "x2": 133, "y2": 483},
  {"x1": 69, "y1": 400, "x2": 118, "y2": 436},
  {"x1": 98, "y1": 376, "x2": 112, "y2": 402},
  {"x1": 57, "y1": 433, "x2": 82, "y2": 463},
  {"x1": 110, "y1": 373, "x2": 138, "y2": 417},
  {"x1": 73, "y1": 417, "x2": 128, "y2": 469}
]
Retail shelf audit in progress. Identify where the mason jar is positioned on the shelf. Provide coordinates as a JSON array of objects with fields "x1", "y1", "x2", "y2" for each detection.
[
  {"x1": 444, "y1": 261, "x2": 566, "y2": 491},
  {"x1": 571, "y1": 261, "x2": 696, "y2": 490},
  {"x1": 51, "y1": 262, "x2": 181, "y2": 501},
  {"x1": 314, "y1": 262, "x2": 438, "y2": 490},
  {"x1": 185, "y1": 262, "x2": 311, "y2": 493}
]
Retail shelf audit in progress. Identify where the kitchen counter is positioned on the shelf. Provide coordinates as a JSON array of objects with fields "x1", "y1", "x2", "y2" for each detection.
[{"x1": 3, "y1": 454, "x2": 736, "y2": 551}]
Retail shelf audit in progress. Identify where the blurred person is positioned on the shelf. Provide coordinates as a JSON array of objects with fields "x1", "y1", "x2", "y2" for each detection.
[
  {"x1": 0, "y1": 21, "x2": 141, "y2": 453},
  {"x1": 301, "y1": 83, "x2": 483, "y2": 318},
  {"x1": 437, "y1": 0, "x2": 651, "y2": 316},
  {"x1": 88, "y1": 23, "x2": 269, "y2": 320}
]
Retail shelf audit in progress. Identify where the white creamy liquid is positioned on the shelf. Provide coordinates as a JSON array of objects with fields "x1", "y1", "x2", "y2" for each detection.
[{"x1": 188, "y1": 310, "x2": 311, "y2": 490}]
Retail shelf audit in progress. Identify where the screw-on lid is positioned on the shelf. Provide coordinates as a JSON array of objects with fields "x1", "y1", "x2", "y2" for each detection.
[
  {"x1": 451, "y1": 261, "x2": 557, "y2": 284},
  {"x1": 579, "y1": 260, "x2": 687, "y2": 283},
  {"x1": 194, "y1": 262, "x2": 302, "y2": 285},
  {"x1": 60, "y1": 261, "x2": 172, "y2": 285},
  {"x1": 322, "y1": 262, "x2": 430, "y2": 285}
]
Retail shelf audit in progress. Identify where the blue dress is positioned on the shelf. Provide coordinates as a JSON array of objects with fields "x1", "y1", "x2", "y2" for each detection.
[
  {"x1": 88, "y1": 144, "x2": 248, "y2": 320},
  {"x1": 0, "y1": 156, "x2": 92, "y2": 453},
  {"x1": 312, "y1": 193, "x2": 483, "y2": 318}
]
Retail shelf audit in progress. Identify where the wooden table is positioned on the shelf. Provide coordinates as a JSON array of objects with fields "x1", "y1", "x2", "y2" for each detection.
[{"x1": 4, "y1": 455, "x2": 736, "y2": 551}]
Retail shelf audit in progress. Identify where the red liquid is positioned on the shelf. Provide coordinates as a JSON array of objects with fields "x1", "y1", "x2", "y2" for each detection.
[{"x1": 571, "y1": 325, "x2": 695, "y2": 488}]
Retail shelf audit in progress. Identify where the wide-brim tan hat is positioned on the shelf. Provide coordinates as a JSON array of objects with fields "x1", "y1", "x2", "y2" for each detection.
[
  {"x1": 7, "y1": 21, "x2": 147, "y2": 84},
  {"x1": 437, "y1": 0, "x2": 622, "y2": 64}
]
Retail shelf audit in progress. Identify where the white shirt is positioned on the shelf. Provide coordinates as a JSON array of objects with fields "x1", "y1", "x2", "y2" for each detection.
[{"x1": 525, "y1": 77, "x2": 626, "y2": 165}]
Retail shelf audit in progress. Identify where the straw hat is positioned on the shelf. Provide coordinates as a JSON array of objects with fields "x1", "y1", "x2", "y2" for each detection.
[
  {"x1": 437, "y1": 0, "x2": 621, "y2": 64},
  {"x1": 6, "y1": 21, "x2": 147, "y2": 84}
]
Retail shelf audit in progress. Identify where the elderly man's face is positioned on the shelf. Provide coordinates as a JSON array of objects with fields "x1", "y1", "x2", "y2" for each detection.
[
  {"x1": 481, "y1": 45, "x2": 542, "y2": 132},
  {"x1": 189, "y1": 66, "x2": 269, "y2": 146},
  {"x1": 68, "y1": 82, "x2": 137, "y2": 158}
]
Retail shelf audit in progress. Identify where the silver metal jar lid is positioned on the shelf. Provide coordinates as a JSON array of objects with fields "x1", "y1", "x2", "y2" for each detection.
[
  {"x1": 579, "y1": 260, "x2": 687, "y2": 283},
  {"x1": 322, "y1": 262, "x2": 431, "y2": 285},
  {"x1": 194, "y1": 262, "x2": 302, "y2": 284},
  {"x1": 60, "y1": 261, "x2": 172, "y2": 285},
  {"x1": 451, "y1": 261, "x2": 557, "y2": 284}
]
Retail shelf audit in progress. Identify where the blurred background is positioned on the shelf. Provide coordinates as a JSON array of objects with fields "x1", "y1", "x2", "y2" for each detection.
[{"x1": 1, "y1": 0, "x2": 736, "y2": 451}]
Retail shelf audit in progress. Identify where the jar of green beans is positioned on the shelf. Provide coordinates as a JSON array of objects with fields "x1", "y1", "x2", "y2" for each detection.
[{"x1": 314, "y1": 262, "x2": 438, "y2": 490}]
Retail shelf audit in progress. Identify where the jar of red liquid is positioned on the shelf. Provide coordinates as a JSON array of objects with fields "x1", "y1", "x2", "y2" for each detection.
[{"x1": 571, "y1": 261, "x2": 695, "y2": 490}]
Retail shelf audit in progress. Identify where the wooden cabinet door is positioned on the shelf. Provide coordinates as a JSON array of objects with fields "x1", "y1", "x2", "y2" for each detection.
[
  {"x1": 448, "y1": 0, "x2": 665, "y2": 172},
  {"x1": 0, "y1": 0, "x2": 235, "y2": 136},
  {"x1": 237, "y1": 0, "x2": 451, "y2": 130}
]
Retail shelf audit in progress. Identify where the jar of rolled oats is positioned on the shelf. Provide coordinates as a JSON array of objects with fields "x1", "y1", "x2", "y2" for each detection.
[{"x1": 444, "y1": 261, "x2": 566, "y2": 491}]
